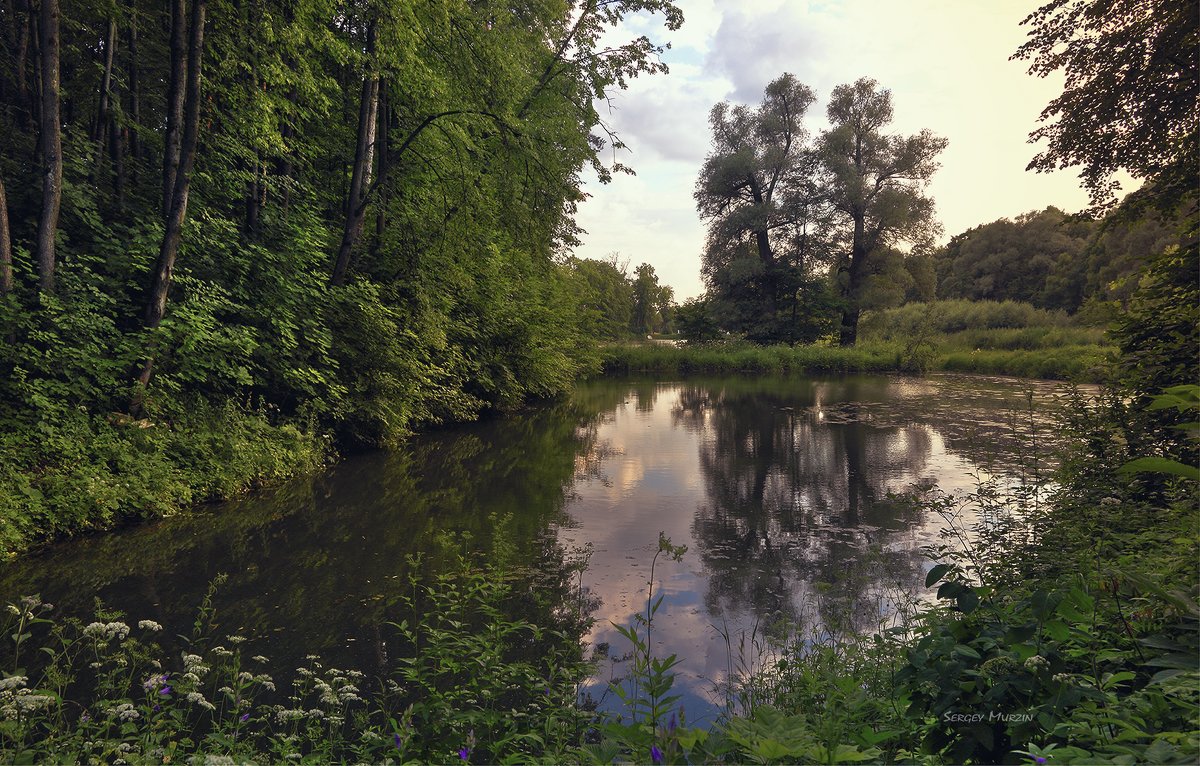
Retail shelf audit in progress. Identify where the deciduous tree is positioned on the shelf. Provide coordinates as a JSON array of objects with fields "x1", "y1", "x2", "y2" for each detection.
[
  {"x1": 819, "y1": 78, "x2": 946, "y2": 346},
  {"x1": 1014, "y1": 0, "x2": 1199, "y2": 214}
]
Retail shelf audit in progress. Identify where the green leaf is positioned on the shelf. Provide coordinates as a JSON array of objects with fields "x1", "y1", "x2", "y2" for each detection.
[
  {"x1": 1117, "y1": 456, "x2": 1200, "y2": 481},
  {"x1": 925, "y1": 564, "x2": 952, "y2": 588}
]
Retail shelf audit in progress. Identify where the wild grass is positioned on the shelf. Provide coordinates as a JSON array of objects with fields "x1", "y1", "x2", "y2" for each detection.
[{"x1": 604, "y1": 300, "x2": 1115, "y2": 381}]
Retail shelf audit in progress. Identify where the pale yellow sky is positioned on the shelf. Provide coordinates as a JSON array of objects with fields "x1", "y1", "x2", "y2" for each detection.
[{"x1": 573, "y1": 0, "x2": 1103, "y2": 300}]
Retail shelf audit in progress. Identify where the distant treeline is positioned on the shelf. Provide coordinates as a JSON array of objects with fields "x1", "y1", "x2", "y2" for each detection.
[{"x1": 933, "y1": 193, "x2": 1190, "y2": 318}]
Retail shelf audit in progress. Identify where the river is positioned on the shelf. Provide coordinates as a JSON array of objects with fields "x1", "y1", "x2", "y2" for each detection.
[{"x1": 0, "y1": 373, "x2": 1080, "y2": 722}]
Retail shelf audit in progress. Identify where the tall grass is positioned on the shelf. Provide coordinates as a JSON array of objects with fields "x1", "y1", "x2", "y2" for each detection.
[
  {"x1": 600, "y1": 341, "x2": 900, "y2": 376},
  {"x1": 603, "y1": 300, "x2": 1114, "y2": 381}
]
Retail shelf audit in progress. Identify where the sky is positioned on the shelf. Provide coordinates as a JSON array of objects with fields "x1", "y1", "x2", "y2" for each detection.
[{"x1": 571, "y1": 0, "x2": 1096, "y2": 301}]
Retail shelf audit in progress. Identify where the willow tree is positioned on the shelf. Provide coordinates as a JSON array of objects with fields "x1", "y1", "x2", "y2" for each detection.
[
  {"x1": 819, "y1": 78, "x2": 946, "y2": 346},
  {"x1": 694, "y1": 73, "x2": 833, "y2": 344}
]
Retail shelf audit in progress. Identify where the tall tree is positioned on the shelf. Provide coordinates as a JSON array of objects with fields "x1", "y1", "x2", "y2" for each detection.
[
  {"x1": 35, "y1": 0, "x2": 62, "y2": 293},
  {"x1": 695, "y1": 74, "x2": 831, "y2": 343},
  {"x1": 138, "y1": 0, "x2": 206, "y2": 394},
  {"x1": 331, "y1": 20, "x2": 379, "y2": 287},
  {"x1": 630, "y1": 262, "x2": 664, "y2": 336},
  {"x1": 0, "y1": 173, "x2": 11, "y2": 296},
  {"x1": 1014, "y1": 0, "x2": 1199, "y2": 215},
  {"x1": 819, "y1": 78, "x2": 946, "y2": 346}
]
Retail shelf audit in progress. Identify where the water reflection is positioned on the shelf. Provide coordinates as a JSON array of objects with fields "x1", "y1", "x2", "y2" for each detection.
[
  {"x1": 567, "y1": 375, "x2": 1073, "y2": 720},
  {"x1": 0, "y1": 373, "x2": 1074, "y2": 723}
]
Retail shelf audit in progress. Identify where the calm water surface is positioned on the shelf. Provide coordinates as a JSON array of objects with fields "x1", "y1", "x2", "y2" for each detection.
[{"x1": 0, "y1": 374, "x2": 1078, "y2": 721}]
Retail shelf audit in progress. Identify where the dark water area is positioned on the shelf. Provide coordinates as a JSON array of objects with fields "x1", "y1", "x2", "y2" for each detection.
[{"x1": 0, "y1": 373, "x2": 1081, "y2": 722}]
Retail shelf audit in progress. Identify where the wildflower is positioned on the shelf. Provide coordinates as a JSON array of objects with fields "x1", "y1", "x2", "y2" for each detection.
[
  {"x1": 251, "y1": 655, "x2": 268, "y2": 664},
  {"x1": 227, "y1": 635, "x2": 246, "y2": 645},
  {"x1": 186, "y1": 692, "x2": 215, "y2": 711},
  {"x1": 651, "y1": 745, "x2": 664, "y2": 764},
  {"x1": 668, "y1": 712, "x2": 677, "y2": 733},
  {"x1": 1099, "y1": 497, "x2": 1120, "y2": 506},
  {"x1": 458, "y1": 747, "x2": 470, "y2": 761},
  {"x1": 1035, "y1": 758, "x2": 1047, "y2": 764},
  {"x1": 1024, "y1": 655, "x2": 1050, "y2": 672},
  {"x1": 138, "y1": 620, "x2": 163, "y2": 632},
  {"x1": 106, "y1": 703, "x2": 141, "y2": 721},
  {"x1": 394, "y1": 733, "x2": 403, "y2": 750},
  {"x1": 0, "y1": 676, "x2": 27, "y2": 691},
  {"x1": 5, "y1": 604, "x2": 19, "y2": 615}
]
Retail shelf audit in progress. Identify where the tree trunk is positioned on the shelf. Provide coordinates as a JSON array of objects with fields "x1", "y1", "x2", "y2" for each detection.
[
  {"x1": 13, "y1": 0, "x2": 32, "y2": 132},
  {"x1": 127, "y1": 8, "x2": 141, "y2": 162},
  {"x1": 330, "y1": 27, "x2": 378, "y2": 287},
  {"x1": 0, "y1": 173, "x2": 12, "y2": 296},
  {"x1": 162, "y1": 0, "x2": 187, "y2": 217},
  {"x1": 111, "y1": 119, "x2": 126, "y2": 208},
  {"x1": 92, "y1": 19, "x2": 116, "y2": 144},
  {"x1": 374, "y1": 83, "x2": 389, "y2": 241},
  {"x1": 91, "y1": 18, "x2": 118, "y2": 184},
  {"x1": 137, "y1": 0, "x2": 206, "y2": 396},
  {"x1": 838, "y1": 214, "x2": 866, "y2": 347},
  {"x1": 35, "y1": 0, "x2": 61, "y2": 294}
]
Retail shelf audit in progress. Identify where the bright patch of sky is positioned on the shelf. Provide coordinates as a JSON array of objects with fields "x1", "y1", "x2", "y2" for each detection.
[{"x1": 572, "y1": 1, "x2": 1096, "y2": 300}]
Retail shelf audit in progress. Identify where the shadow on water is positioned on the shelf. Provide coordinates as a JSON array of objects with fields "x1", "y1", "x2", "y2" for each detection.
[{"x1": 0, "y1": 372, "x2": 1078, "y2": 721}]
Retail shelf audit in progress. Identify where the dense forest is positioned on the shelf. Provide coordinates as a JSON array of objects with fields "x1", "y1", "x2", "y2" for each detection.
[{"x1": 0, "y1": 0, "x2": 682, "y2": 553}]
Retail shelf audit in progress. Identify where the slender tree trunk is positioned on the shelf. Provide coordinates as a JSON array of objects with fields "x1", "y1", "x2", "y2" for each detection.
[
  {"x1": 0, "y1": 173, "x2": 12, "y2": 296},
  {"x1": 92, "y1": 19, "x2": 116, "y2": 143},
  {"x1": 136, "y1": 0, "x2": 206, "y2": 396},
  {"x1": 35, "y1": 0, "x2": 61, "y2": 294},
  {"x1": 162, "y1": 0, "x2": 187, "y2": 217},
  {"x1": 838, "y1": 215, "x2": 866, "y2": 347},
  {"x1": 374, "y1": 83, "x2": 389, "y2": 241},
  {"x1": 91, "y1": 18, "x2": 118, "y2": 185},
  {"x1": 127, "y1": 8, "x2": 141, "y2": 162},
  {"x1": 330, "y1": 26, "x2": 378, "y2": 287},
  {"x1": 111, "y1": 119, "x2": 126, "y2": 208},
  {"x1": 13, "y1": 0, "x2": 32, "y2": 132}
]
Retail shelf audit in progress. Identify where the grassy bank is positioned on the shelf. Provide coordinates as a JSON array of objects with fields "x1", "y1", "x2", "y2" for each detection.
[
  {"x1": 0, "y1": 402, "x2": 330, "y2": 558},
  {"x1": 601, "y1": 338, "x2": 1112, "y2": 381},
  {"x1": 603, "y1": 300, "x2": 1115, "y2": 381}
]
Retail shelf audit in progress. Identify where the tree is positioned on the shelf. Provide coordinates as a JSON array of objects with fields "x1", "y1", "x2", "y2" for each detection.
[
  {"x1": 630, "y1": 262, "x2": 667, "y2": 336},
  {"x1": 819, "y1": 78, "x2": 946, "y2": 346},
  {"x1": 35, "y1": 0, "x2": 62, "y2": 293},
  {"x1": 1014, "y1": 0, "x2": 1199, "y2": 214},
  {"x1": 695, "y1": 74, "x2": 832, "y2": 344},
  {"x1": 574, "y1": 255, "x2": 634, "y2": 339},
  {"x1": 934, "y1": 207, "x2": 1095, "y2": 310},
  {"x1": 137, "y1": 0, "x2": 207, "y2": 399},
  {"x1": 674, "y1": 297, "x2": 721, "y2": 343}
]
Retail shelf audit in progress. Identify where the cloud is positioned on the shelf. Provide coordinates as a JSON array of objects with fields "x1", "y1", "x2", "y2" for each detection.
[
  {"x1": 705, "y1": 1, "x2": 833, "y2": 102},
  {"x1": 600, "y1": 63, "x2": 726, "y2": 163}
]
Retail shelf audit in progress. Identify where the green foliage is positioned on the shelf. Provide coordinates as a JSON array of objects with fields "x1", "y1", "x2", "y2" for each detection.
[
  {"x1": 935, "y1": 207, "x2": 1096, "y2": 310},
  {"x1": 572, "y1": 256, "x2": 636, "y2": 340},
  {"x1": 674, "y1": 297, "x2": 723, "y2": 343},
  {"x1": 0, "y1": 557, "x2": 593, "y2": 764},
  {"x1": 0, "y1": 0, "x2": 681, "y2": 552},
  {"x1": 599, "y1": 341, "x2": 900, "y2": 377},
  {"x1": 1014, "y1": 0, "x2": 1198, "y2": 213}
]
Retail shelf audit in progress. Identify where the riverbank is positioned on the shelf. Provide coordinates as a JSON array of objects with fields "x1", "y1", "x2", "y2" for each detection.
[
  {"x1": 0, "y1": 401, "x2": 332, "y2": 559},
  {"x1": 600, "y1": 336, "x2": 1112, "y2": 381}
]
